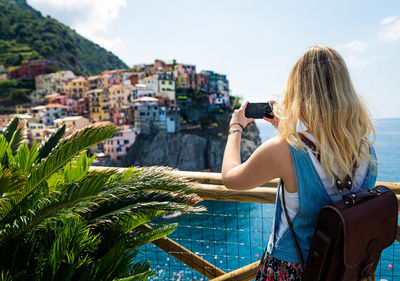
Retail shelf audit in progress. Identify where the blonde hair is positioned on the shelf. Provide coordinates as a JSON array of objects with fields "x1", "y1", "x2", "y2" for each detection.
[{"x1": 275, "y1": 46, "x2": 376, "y2": 184}]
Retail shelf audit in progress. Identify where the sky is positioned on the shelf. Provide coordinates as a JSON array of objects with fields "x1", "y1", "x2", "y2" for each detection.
[{"x1": 27, "y1": 0, "x2": 400, "y2": 119}]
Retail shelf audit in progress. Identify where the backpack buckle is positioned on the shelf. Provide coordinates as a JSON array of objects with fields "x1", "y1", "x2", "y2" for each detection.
[
  {"x1": 361, "y1": 261, "x2": 374, "y2": 278},
  {"x1": 343, "y1": 192, "x2": 357, "y2": 206}
]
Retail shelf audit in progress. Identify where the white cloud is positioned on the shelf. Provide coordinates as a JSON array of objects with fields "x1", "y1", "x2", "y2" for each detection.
[
  {"x1": 343, "y1": 55, "x2": 373, "y2": 68},
  {"x1": 379, "y1": 15, "x2": 400, "y2": 43},
  {"x1": 27, "y1": 0, "x2": 126, "y2": 49},
  {"x1": 337, "y1": 40, "x2": 368, "y2": 52}
]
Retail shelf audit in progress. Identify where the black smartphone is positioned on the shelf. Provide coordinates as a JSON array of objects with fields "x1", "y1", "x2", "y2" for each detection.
[{"x1": 245, "y1": 103, "x2": 274, "y2": 119}]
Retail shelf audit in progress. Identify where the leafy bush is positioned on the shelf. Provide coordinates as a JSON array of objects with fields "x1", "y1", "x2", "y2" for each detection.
[{"x1": 0, "y1": 118, "x2": 203, "y2": 280}]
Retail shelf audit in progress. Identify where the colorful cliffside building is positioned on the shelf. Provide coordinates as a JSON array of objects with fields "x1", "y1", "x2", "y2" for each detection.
[
  {"x1": 7, "y1": 60, "x2": 58, "y2": 80},
  {"x1": 66, "y1": 76, "x2": 88, "y2": 99},
  {"x1": 87, "y1": 89, "x2": 110, "y2": 122},
  {"x1": 88, "y1": 74, "x2": 108, "y2": 90}
]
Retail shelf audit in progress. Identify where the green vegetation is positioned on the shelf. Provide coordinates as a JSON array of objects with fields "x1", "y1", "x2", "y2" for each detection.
[
  {"x1": 0, "y1": 40, "x2": 43, "y2": 66},
  {"x1": 0, "y1": 79, "x2": 33, "y2": 113},
  {"x1": 230, "y1": 95, "x2": 242, "y2": 110},
  {"x1": 0, "y1": 0, "x2": 128, "y2": 75},
  {"x1": 0, "y1": 117, "x2": 203, "y2": 280}
]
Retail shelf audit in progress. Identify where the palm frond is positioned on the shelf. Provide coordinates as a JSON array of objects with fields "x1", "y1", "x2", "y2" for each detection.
[
  {"x1": 0, "y1": 270, "x2": 13, "y2": 281},
  {"x1": 0, "y1": 137, "x2": 15, "y2": 168},
  {"x1": 109, "y1": 166, "x2": 201, "y2": 196},
  {"x1": 0, "y1": 125, "x2": 118, "y2": 226},
  {"x1": 8, "y1": 127, "x2": 24, "y2": 156},
  {"x1": 79, "y1": 224, "x2": 175, "y2": 280},
  {"x1": 115, "y1": 261, "x2": 156, "y2": 281},
  {"x1": 62, "y1": 151, "x2": 96, "y2": 183},
  {"x1": 0, "y1": 165, "x2": 27, "y2": 198},
  {"x1": 28, "y1": 125, "x2": 117, "y2": 194},
  {"x1": 129, "y1": 223, "x2": 177, "y2": 248},
  {"x1": 47, "y1": 216, "x2": 99, "y2": 279},
  {"x1": 2, "y1": 117, "x2": 18, "y2": 143},
  {"x1": 0, "y1": 171, "x2": 115, "y2": 243},
  {"x1": 15, "y1": 142, "x2": 38, "y2": 173},
  {"x1": 86, "y1": 193, "x2": 204, "y2": 226},
  {"x1": 37, "y1": 124, "x2": 65, "y2": 162},
  {"x1": 80, "y1": 246, "x2": 139, "y2": 281}
]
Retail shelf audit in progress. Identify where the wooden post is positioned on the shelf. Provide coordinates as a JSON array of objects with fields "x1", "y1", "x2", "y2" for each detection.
[
  {"x1": 209, "y1": 260, "x2": 260, "y2": 281},
  {"x1": 397, "y1": 225, "x2": 400, "y2": 243},
  {"x1": 137, "y1": 224, "x2": 226, "y2": 279}
]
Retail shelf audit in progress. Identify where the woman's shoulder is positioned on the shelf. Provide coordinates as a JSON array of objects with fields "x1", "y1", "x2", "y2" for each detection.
[{"x1": 259, "y1": 136, "x2": 290, "y2": 154}]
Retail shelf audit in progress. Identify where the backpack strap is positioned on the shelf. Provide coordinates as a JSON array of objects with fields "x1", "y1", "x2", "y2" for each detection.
[
  {"x1": 281, "y1": 180, "x2": 304, "y2": 278},
  {"x1": 281, "y1": 132, "x2": 360, "y2": 277}
]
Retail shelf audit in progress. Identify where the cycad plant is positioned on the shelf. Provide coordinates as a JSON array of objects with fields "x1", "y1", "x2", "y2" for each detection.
[{"x1": 0, "y1": 117, "x2": 203, "y2": 281}]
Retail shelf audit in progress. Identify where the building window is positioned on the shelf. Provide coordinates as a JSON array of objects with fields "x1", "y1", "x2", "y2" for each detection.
[{"x1": 124, "y1": 140, "x2": 129, "y2": 144}]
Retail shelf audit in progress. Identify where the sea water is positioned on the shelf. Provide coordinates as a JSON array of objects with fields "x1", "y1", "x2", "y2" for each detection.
[{"x1": 140, "y1": 118, "x2": 400, "y2": 281}]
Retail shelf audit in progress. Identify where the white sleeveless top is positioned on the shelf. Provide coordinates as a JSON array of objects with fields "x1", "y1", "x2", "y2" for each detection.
[{"x1": 275, "y1": 132, "x2": 369, "y2": 241}]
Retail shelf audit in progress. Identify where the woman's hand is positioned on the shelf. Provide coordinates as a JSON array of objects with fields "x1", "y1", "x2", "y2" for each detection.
[
  {"x1": 229, "y1": 100, "x2": 255, "y2": 129},
  {"x1": 262, "y1": 100, "x2": 279, "y2": 128}
]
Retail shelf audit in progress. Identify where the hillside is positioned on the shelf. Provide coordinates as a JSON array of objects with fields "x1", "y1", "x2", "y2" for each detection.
[{"x1": 0, "y1": 0, "x2": 128, "y2": 75}]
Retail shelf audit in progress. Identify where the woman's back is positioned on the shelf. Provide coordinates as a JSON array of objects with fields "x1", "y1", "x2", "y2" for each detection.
[{"x1": 221, "y1": 45, "x2": 377, "y2": 280}]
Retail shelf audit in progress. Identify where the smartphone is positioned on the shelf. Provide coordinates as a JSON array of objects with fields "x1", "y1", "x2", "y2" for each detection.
[{"x1": 245, "y1": 103, "x2": 274, "y2": 119}]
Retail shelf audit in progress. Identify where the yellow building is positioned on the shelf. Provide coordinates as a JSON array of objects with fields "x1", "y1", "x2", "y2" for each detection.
[
  {"x1": 158, "y1": 73, "x2": 175, "y2": 101},
  {"x1": 66, "y1": 76, "x2": 88, "y2": 99},
  {"x1": 88, "y1": 74, "x2": 108, "y2": 90},
  {"x1": 109, "y1": 85, "x2": 131, "y2": 109},
  {"x1": 175, "y1": 73, "x2": 189, "y2": 89},
  {"x1": 88, "y1": 89, "x2": 110, "y2": 122}
]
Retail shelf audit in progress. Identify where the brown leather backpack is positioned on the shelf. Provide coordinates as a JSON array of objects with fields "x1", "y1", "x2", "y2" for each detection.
[{"x1": 282, "y1": 135, "x2": 398, "y2": 281}]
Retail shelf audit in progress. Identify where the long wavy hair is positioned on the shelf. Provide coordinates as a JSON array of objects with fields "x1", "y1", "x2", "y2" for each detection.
[{"x1": 275, "y1": 46, "x2": 376, "y2": 185}]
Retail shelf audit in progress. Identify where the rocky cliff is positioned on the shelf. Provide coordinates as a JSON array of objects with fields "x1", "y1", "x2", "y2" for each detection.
[{"x1": 124, "y1": 122, "x2": 261, "y2": 172}]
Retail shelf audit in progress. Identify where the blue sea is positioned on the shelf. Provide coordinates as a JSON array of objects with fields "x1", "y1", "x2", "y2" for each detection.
[{"x1": 140, "y1": 118, "x2": 400, "y2": 281}]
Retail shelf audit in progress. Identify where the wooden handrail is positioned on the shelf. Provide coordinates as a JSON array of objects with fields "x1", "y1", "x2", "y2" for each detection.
[{"x1": 90, "y1": 166, "x2": 400, "y2": 193}]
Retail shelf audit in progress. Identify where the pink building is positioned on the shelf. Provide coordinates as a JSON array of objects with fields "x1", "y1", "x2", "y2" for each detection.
[
  {"x1": 103, "y1": 126, "x2": 137, "y2": 160},
  {"x1": 48, "y1": 94, "x2": 78, "y2": 113},
  {"x1": 209, "y1": 91, "x2": 230, "y2": 108}
]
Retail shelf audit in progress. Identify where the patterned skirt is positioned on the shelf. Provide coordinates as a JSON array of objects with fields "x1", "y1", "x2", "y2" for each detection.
[{"x1": 255, "y1": 252, "x2": 301, "y2": 281}]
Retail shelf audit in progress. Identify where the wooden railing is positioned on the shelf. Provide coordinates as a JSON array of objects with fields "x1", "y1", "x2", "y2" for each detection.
[{"x1": 90, "y1": 167, "x2": 400, "y2": 281}]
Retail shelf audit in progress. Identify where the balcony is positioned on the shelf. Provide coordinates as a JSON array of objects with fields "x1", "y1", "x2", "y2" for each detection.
[{"x1": 90, "y1": 166, "x2": 400, "y2": 281}]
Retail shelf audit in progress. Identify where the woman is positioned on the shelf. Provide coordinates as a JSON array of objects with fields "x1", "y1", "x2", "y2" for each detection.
[{"x1": 221, "y1": 46, "x2": 377, "y2": 281}]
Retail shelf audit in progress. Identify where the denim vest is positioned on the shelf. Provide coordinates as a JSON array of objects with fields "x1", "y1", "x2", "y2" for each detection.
[{"x1": 266, "y1": 145, "x2": 377, "y2": 264}]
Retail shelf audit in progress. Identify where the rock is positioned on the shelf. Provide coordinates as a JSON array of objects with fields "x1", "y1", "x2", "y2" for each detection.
[{"x1": 124, "y1": 122, "x2": 261, "y2": 172}]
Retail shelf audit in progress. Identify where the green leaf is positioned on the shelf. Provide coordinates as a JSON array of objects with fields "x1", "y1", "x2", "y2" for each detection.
[
  {"x1": 0, "y1": 137, "x2": 15, "y2": 168},
  {"x1": 115, "y1": 261, "x2": 156, "y2": 281},
  {"x1": 2, "y1": 117, "x2": 18, "y2": 143},
  {"x1": 63, "y1": 151, "x2": 96, "y2": 183},
  {"x1": 20, "y1": 125, "x2": 117, "y2": 211},
  {"x1": 37, "y1": 124, "x2": 65, "y2": 162},
  {"x1": 16, "y1": 141, "x2": 38, "y2": 172},
  {"x1": 8, "y1": 127, "x2": 24, "y2": 155}
]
